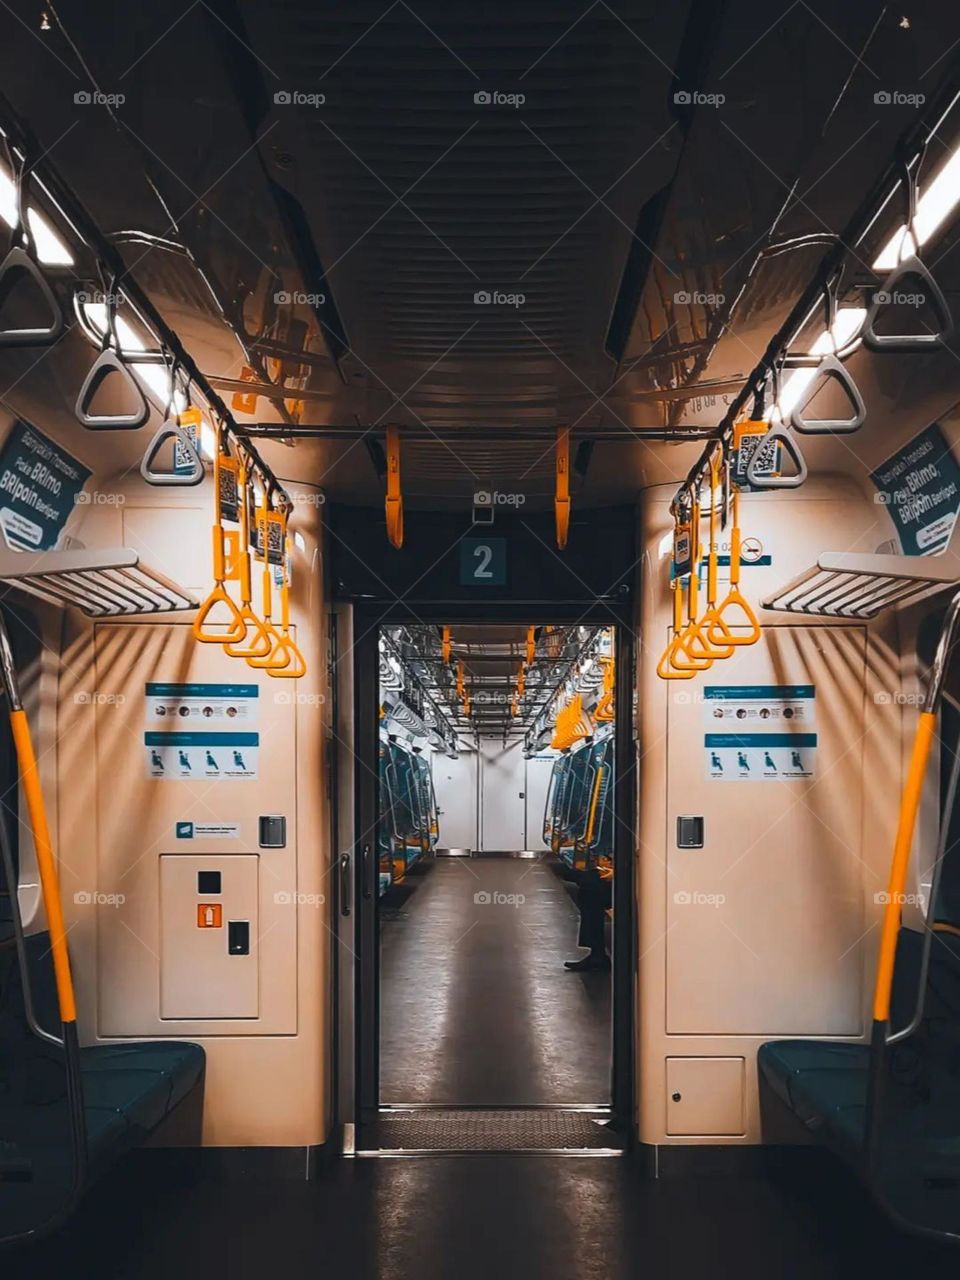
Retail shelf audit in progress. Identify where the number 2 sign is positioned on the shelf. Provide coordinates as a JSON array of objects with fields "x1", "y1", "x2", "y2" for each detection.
[{"x1": 459, "y1": 538, "x2": 507, "y2": 586}]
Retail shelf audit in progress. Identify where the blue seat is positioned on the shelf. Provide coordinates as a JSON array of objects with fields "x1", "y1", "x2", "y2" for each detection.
[
  {"x1": 79, "y1": 1042, "x2": 205, "y2": 1174},
  {"x1": 758, "y1": 1040, "x2": 869, "y2": 1164}
]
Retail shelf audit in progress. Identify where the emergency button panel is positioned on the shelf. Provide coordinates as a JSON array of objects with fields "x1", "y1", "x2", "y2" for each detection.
[{"x1": 160, "y1": 854, "x2": 259, "y2": 1019}]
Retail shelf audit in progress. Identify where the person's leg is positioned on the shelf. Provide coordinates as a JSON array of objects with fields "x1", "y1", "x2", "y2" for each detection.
[{"x1": 564, "y1": 868, "x2": 610, "y2": 970}]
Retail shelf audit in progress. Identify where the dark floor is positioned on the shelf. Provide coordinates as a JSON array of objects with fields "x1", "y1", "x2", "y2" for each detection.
[
  {"x1": 8, "y1": 1147, "x2": 960, "y2": 1279},
  {"x1": 379, "y1": 855, "x2": 611, "y2": 1106}
]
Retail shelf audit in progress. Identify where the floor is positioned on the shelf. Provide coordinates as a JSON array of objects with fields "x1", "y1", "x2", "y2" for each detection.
[
  {"x1": 379, "y1": 855, "x2": 611, "y2": 1106},
  {"x1": 9, "y1": 1149, "x2": 960, "y2": 1278}
]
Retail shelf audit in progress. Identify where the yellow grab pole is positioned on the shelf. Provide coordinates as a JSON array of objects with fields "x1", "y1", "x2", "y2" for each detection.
[
  {"x1": 871, "y1": 710, "x2": 937, "y2": 1023},
  {"x1": 0, "y1": 614, "x2": 76, "y2": 1025}
]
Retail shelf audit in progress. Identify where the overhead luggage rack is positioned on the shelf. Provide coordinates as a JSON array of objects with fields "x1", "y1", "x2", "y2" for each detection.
[
  {"x1": 762, "y1": 544, "x2": 960, "y2": 620},
  {"x1": 0, "y1": 546, "x2": 195, "y2": 617}
]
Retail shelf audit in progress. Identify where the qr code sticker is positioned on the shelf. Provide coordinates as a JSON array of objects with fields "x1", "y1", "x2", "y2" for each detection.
[
  {"x1": 174, "y1": 422, "x2": 198, "y2": 473},
  {"x1": 735, "y1": 434, "x2": 780, "y2": 487},
  {"x1": 219, "y1": 461, "x2": 239, "y2": 521},
  {"x1": 254, "y1": 513, "x2": 285, "y2": 566}
]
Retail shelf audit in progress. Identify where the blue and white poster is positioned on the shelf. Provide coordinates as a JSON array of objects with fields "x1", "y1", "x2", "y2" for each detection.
[
  {"x1": 145, "y1": 732, "x2": 259, "y2": 780},
  {"x1": 703, "y1": 685, "x2": 817, "y2": 781},
  {"x1": 0, "y1": 419, "x2": 90, "y2": 549},
  {"x1": 705, "y1": 733, "x2": 817, "y2": 782},
  {"x1": 144, "y1": 683, "x2": 259, "y2": 779},
  {"x1": 703, "y1": 684, "x2": 815, "y2": 728},
  {"x1": 870, "y1": 423, "x2": 960, "y2": 556}
]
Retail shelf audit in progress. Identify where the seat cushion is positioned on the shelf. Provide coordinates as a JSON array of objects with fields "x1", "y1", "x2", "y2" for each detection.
[
  {"x1": 758, "y1": 1039, "x2": 869, "y2": 1161},
  {"x1": 79, "y1": 1042, "x2": 205, "y2": 1170}
]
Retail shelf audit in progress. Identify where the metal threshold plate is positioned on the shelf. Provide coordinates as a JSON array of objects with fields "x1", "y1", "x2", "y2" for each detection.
[{"x1": 362, "y1": 1109, "x2": 623, "y2": 1154}]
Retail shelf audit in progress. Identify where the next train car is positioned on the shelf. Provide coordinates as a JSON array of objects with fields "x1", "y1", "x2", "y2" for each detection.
[{"x1": 5, "y1": 3, "x2": 960, "y2": 1276}]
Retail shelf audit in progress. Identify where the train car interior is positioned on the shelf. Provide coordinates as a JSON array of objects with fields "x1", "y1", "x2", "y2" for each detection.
[
  {"x1": 5, "y1": 1, "x2": 960, "y2": 1275},
  {"x1": 375, "y1": 624, "x2": 618, "y2": 1126}
]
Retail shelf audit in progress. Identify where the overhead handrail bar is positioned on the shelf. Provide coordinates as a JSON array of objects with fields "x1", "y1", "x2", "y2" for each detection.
[
  {"x1": 0, "y1": 96, "x2": 289, "y2": 509},
  {"x1": 670, "y1": 78, "x2": 960, "y2": 519}
]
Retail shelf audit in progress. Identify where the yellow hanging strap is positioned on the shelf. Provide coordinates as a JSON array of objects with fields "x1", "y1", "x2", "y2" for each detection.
[
  {"x1": 441, "y1": 626, "x2": 451, "y2": 665},
  {"x1": 670, "y1": 498, "x2": 713, "y2": 672},
  {"x1": 385, "y1": 425, "x2": 404, "y2": 549},
  {"x1": 555, "y1": 425, "x2": 571, "y2": 550},
  {"x1": 224, "y1": 451, "x2": 273, "y2": 659},
  {"x1": 658, "y1": 574, "x2": 697, "y2": 680},
  {"x1": 268, "y1": 515, "x2": 308, "y2": 679},
  {"x1": 193, "y1": 423, "x2": 246, "y2": 644},
  {"x1": 658, "y1": 510, "x2": 698, "y2": 680},
  {"x1": 684, "y1": 453, "x2": 735, "y2": 661},
  {"x1": 705, "y1": 484, "x2": 762, "y2": 647},
  {"x1": 526, "y1": 626, "x2": 536, "y2": 666},
  {"x1": 247, "y1": 497, "x2": 291, "y2": 671},
  {"x1": 595, "y1": 655, "x2": 615, "y2": 719}
]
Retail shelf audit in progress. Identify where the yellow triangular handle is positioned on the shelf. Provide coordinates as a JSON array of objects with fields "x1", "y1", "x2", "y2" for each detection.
[
  {"x1": 224, "y1": 604, "x2": 274, "y2": 658},
  {"x1": 193, "y1": 581, "x2": 246, "y2": 644},
  {"x1": 247, "y1": 621, "x2": 292, "y2": 671},
  {"x1": 267, "y1": 633, "x2": 307, "y2": 679}
]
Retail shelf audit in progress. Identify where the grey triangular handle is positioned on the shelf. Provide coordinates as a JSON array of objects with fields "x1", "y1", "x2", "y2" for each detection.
[
  {"x1": 0, "y1": 246, "x2": 64, "y2": 347},
  {"x1": 790, "y1": 354, "x2": 866, "y2": 435},
  {"x1": 745, "y1": 421, "x2": 807, "y2": 489},
  {"x1": 75, "y1": 348, "x2": 149, "y2": 430},
  {"x1": 863, "y1": 254, "x2": 953, "y2": 352},
  {"x1": 140, "y1": 420, "x2": 204, "y2": 486}
]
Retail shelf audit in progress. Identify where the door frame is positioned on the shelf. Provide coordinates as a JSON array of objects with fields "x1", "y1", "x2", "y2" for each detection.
[{"x1": 347, "y1": 601, "x2": 636, "y2": 1132}]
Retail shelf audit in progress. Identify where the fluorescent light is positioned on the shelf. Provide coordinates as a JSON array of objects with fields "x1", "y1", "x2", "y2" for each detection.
[
  {"x1": 0, "y1": 165, "x2": 74, "y2": 266},
  {"x1": 873, "y1": 144, "x2": 960, "y2": 271},
  {"x1": 772, "y1": 307, "x2": 867, "y2": 420}
]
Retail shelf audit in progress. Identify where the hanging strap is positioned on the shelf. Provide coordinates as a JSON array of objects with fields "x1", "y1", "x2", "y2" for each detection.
[
  {"x1": 267, "y1": 516, "x2": 308, "y2": 679},
  {"x1": 224, "y1": 451, "x2": 273, "y2": 658},
  {"x1": 555, "y1": 424, "x2": 571, "y2": 550},
  {"x1": 193, "y1": 424, "x2": 246, "y2": 643},
  {"x1": 705, "y1": 487, "x2": 762, "y2": 647},
  {"x1": 0, "y1": 155, "x2": 65, "y2": 348},
  {"x1": 385, "y1": 425, "x2": 404, "y2": 549}
]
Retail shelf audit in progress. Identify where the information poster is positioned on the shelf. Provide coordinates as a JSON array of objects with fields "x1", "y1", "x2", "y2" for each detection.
[
  {"x1": 0, "y1": 419, "x2": 91, "y2": 549},
  {"x1": 144, "y1": 683, "x2": 259, "y2": 779},
  {"x1": 145, "y1": 682, "x2": 259, "y2": 725},
  {"x1": 705, "y1": 733, "x2": 817, "y2": 781},
  {"x1": 871, "y1": 422, "x2": 960, "y2": 556},
  {"x1": 703, "y1": 685, "x2": 816, "y2": 781},
  {"x1": 145, "y1": 732, "x2": 258, "y2": 780},
  {"x1": 703, "y1": 684, "x2": 815, "y2": 727}
]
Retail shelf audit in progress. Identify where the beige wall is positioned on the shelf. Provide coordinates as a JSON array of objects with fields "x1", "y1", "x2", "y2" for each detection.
[
  {"x1": 636, "y1": 475, "x2": 913, "y2": 1145},
  {"x1": 39, "y1": 470, "x2": 333, "y2": 1148}
]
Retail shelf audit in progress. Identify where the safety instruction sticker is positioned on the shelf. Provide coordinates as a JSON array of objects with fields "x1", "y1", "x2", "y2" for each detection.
[
  {"x1": 703, "y1": 684, "x2": 815, "y2": 726},
  {"x1": 145, "y1": 682, "x2": 258, "y2": 726},
  {"x1": 870, "y1": 422, "x2": 960, "y2": 556},
  {"x1": 145, "y1": 732, "x2": 258, "y2": 780},
  {"x1": 705, "y1": 733, "x2": 817, "y2": 781}
]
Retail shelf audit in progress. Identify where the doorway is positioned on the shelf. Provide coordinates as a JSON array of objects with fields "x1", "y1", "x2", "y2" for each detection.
[{"x1": 345, "y1": 605, "x2": 635, "y2": 1153}]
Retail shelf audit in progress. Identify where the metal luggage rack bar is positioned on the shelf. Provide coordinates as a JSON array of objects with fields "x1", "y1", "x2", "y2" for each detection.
[
  {"x1": 0, "y1": 547, "x2": 195, "y2": 617},
  {"x1": 763, "y1": 547, "x2": 960, "y2": 620}
]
